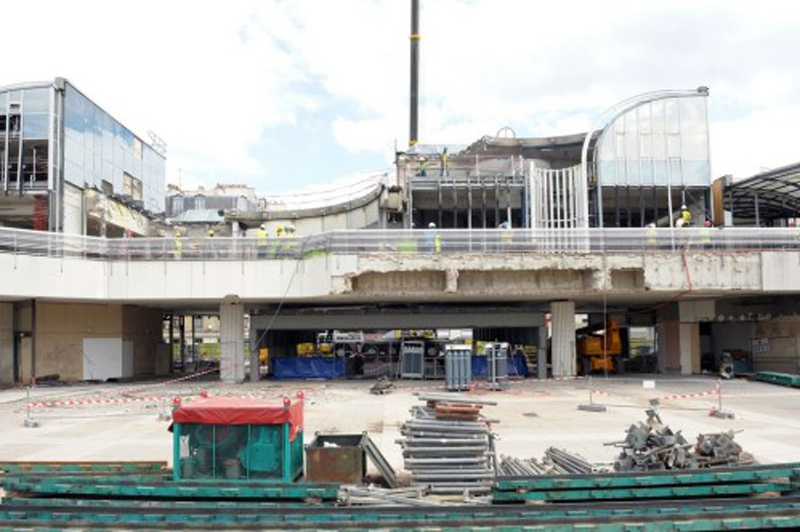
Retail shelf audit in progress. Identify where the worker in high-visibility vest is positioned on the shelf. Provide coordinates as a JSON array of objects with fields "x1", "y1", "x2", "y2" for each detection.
[
  {"x1": 645, "y1": 223, "x2": 657, "y2": 251},
  {"x1": 676, "y1": 204, "x2": 692, "y2": 228},
  {"x1": 426, "y1": 222, "x2": 441, "y2": 254},
  {"x1": 172, "y1": 231, "x2": 182, "y2": 260},
  {"x1": 206, "y1": 229, "x2": 216, "y2": 259},
  {"x1": 282, "y1": 225, "x2": 298, "y2": 258},
  {"x1": 256, "y1": 224, "x2": 268, "y2": 259},
  {"x1": 699, "y1": 219, "x2": 714, "y2": 249}
]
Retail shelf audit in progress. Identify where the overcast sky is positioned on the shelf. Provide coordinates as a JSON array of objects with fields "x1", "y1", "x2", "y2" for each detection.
[{"x1": 4, "y1": 0, "x2": 800, "y2": 193}]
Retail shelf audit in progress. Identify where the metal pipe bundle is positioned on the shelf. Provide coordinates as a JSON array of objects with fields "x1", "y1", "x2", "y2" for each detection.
[{"x1": 399, "y1": 396, "x2": 497, "y2": 494}]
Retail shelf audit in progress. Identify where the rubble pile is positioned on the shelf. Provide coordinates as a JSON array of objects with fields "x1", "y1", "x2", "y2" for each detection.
[{"x1": 609, "y1": 410, "x2": 753, "y2": 472}]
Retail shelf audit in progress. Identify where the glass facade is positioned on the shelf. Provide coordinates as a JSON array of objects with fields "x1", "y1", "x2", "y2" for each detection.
[
  {"x1": 63, "y1": 83, "x2": 165, "y2": 212},
  {"x1": 1, "y1": 81, "x2": 165, "y2": 214},
  {"x1": 0, "y1": 84, "x2": 52, "y2": 193},
  {"x1": 596, "y1": 95, "x2": 710, "y2": 188}
]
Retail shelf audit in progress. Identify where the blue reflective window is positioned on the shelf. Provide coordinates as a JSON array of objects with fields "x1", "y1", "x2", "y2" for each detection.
[
  {"x1": 23, "y1": 88, "x2": 50, "y2": 113},
  {"x1": 23, "y1": 113, "x2": 49, "y2": 139}
]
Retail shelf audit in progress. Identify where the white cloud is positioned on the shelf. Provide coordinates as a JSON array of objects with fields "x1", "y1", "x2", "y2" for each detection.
[{"x1": 5, "y1": 0, "x2": 800, "y2": 192}]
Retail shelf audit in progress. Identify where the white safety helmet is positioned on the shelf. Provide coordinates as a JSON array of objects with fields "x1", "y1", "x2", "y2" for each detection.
[
  {"x1": 428, "y1": 222, "x2": 436, "y2": 228},
  {"x1": 681, "y1": 204, "x2": 688, "y2": 210},
  {"x1": 260, "y1": 224, "x2": 265, "y2": 230}
]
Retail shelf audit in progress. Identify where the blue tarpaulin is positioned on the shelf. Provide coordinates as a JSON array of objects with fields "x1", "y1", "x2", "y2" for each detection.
[
  {"x1": 272, "y1": 357, "x2": 346, "y2": 380},
  {"x1": 471, "y1": 354, "x2": 529, "y2": 377}
]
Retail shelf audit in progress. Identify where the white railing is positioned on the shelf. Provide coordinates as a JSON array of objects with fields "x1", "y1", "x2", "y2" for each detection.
[{"x1": 0, "y1": 227, "x2": 798, "y2": 261}]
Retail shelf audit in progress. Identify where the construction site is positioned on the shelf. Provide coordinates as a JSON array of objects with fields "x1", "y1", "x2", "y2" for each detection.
[{"x1": 1, "y1": 1, "x2": 800, "y2": 530}]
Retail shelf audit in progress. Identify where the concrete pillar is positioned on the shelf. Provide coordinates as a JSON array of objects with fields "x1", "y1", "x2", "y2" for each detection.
[
  {"x1": 0, "y1": 303, "x2": 13, "y2": 385},
  {"x1": 220, "y1": 296, "x2": 245, "y2": 384},
  {"x1": 551, "y1": 301, "x2": 576, "y2": 377},
  {"x1": 679, "y1": 323, "x2": 701, "y2": 375}
]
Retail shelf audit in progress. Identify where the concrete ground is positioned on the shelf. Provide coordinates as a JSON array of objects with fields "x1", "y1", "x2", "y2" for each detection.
[{"x1": 1, "y1": 375, "x2": 799, "y2": 476}]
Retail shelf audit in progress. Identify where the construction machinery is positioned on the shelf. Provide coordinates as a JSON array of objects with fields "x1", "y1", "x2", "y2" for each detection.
[{"x1": 576, "y1": 319, "x2": 622, "y2": 374}]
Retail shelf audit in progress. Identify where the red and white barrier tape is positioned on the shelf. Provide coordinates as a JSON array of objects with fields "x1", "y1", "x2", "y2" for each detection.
[
  {"x1": 29, "y1": 395, "x2": 169, "y2": 409},
  {"x1": 659, "y1": 384, "x2": 719, "y2": 401},
  {"x1": 118, "y1": 367, "x2": 219, "y2": 395}
]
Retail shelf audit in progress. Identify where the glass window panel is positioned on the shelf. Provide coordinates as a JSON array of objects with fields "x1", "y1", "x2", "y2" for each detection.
[
  {"x1": 615, "y1": 133, "x2": 625, "y2": 158},
  {"x1": 652, "y1": 132, "x2": 666, "y2": 159},
  {"x1": 65, "y1": 109, "x2": 84, "y2": 133},
  {"x1": 598, "y1": 131, "x2": 614, "y2": 162},
  {"x1": 638, "y1": 104, "x2": 651, "y2": 134},
  {"x1": 682, "y1": 161, "x2": 710, "y2": 185},
  {"x1": 23, "y1": 113, "x2": 49, "y2": 139},
  {"x1": 627, "y1": 160, "x2": 639, "y2": 185},
  {"x1": 640, "y1": 158, "x2": 654, "y2": 184},
  {"x1": 667, "y1": 134, "x2": 681, "y2": 158},
  {"x1": 625, "y1": 129, "x2": 638, "y2": 158},
  {"x1": 23, "y1": 88, "x2": 50, "y2": 113},
  {"x1": 64, "y1": 158, "x2": 83, "y2": 186},
  {"x1": 640, "y1": 134, "x2": 652, "y2": 158},
  {"x1": 664, "y1": 98, "x2": 679, "y2": 134},
  {"x1": 653, "y1": 161, "x2": 667, "y2": 185},
  {"x1": 651, "y1": 100, "x2": 665, "y2": 133},
  {"x1": 668, "y1": 157, "x2": 682, "y2": 185},
  {"x1": 0, "y1": 93, "x2": 6, "y2": 114}
]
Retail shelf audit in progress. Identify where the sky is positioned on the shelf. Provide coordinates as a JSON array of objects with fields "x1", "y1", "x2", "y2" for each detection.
[{"x1": 4, "y1": 0, "x2": 800, "y2": 194}]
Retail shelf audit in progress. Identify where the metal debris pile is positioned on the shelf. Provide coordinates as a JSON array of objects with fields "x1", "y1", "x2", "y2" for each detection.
[
  {"x1": 695, "y1": 431, "x2": 753, "y2": 467},
  {"x1": 398, "y1": 394, "x2": 497, "y2": 494},
  {"x1": 609, "y1": 410, "x2": 752, "y2": 472},
  {"x1": 499, "y1": 447, "x2": 598, "y2": 476}
]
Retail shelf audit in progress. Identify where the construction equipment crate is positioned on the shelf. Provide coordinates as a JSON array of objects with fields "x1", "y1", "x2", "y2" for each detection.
[
  {"x1": 171, "y1": 393, "x2": 304, "y2": 483},
  {"x1": 305, "y1": 433, "x2": 367, "y2": 484}
]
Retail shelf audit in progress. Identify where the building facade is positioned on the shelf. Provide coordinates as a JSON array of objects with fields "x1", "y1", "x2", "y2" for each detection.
[
  {"x1": 396, "y1": 88, "x2": 711, "y2": 230},
  {"x1": 0, "y1": 78, "x2": 165, "y2": 235}
]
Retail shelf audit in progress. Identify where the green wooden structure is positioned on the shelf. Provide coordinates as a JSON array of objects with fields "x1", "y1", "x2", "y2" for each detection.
[
  {"x1": 756, "y1": 371, "x2": 800, "y2": 388},
  {"x1": 171, "y1": 393, "x2": 304, "y2": 483},
  {"x1": 493, "y1": 462, "x2": 800, "y2": 503}
]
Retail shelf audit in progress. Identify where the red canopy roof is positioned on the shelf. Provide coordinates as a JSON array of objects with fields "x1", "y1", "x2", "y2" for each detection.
[{"x1": 173, "y1": 396, "x2": 303, "y2": 440}]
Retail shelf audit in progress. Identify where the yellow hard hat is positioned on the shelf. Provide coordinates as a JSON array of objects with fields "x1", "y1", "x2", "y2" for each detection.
[
  {"x1": 277, "y1": 225, "x2": 283, "y2": 232},
  {"x1": 174, "y1": 231, "x2": 181, "y2": 237},
  {"x1": 208, "y1": 229, "x2": 215, "y2": 236}
]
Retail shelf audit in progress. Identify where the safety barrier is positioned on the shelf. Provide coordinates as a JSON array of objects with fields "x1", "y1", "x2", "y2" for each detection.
[{"x1": 1, "y1": 226, "x2": 799, "y2": 261}]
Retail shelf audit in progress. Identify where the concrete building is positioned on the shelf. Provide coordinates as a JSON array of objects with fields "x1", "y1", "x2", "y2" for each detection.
[
  {"x1": 0, "y1": 78, "x2": 166, "y2": 236},
  {"x1": 2, "y1": 88, "x2": 800, "y2": 387}
]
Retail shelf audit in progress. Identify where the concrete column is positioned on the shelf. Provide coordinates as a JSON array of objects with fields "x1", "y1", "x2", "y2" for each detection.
[
  {"x1": 0, "y1": 303, "x2": 13, "y2": 385},
  {"x1": 551, "y1": 301, "x2": 576, "y2": 377},
  {"x1": 220, "y1": 296, "x2": 245, "y2": 384},
  {"x1": 679, "y1": 323, "x2": 701, "y2": 375}
]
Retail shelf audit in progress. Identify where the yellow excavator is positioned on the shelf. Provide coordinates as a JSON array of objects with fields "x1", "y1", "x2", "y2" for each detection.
[{"x1": 576, "y1": 319, "x2": 622, "y2": 374}]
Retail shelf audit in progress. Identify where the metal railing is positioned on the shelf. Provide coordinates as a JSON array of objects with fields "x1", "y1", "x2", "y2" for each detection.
[{"x1": 0, "y1": 227, "x2": 798, "y2": 262}]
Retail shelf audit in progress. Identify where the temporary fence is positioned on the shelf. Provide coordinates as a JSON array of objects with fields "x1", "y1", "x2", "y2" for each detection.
[{"x1": 1, "y1": 226, "x2": 799, "y2": 262}]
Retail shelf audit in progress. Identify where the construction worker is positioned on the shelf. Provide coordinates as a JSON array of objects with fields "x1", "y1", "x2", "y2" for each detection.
[
  {"x1": 416, "y1": 157, "x2": 429, "y2": 177},
  {"x1": 645, "y1": 223, "x2": 657, "y2": 251},
  {"x1": 282, "y1": 225, "x2": 298, "y2": 258},
  {"x1": 425, "y1": 222, "x2": 441, "y2": 254},
  {"x1": 256, "y1": 223, "x2": 268, "y2": 259},
  {"x1": 699, "y1": 219, "x2": 714, "y2": 249},
  {"x1": 439, "y1": 147, "x2": 449, "y2": 177},
  {"x1": 172, "y1": 231, "x2": 182, "y2": 260},
  {"x1": 206, "y1": 229, "x2": 216, "y2": 259},
  {"x1": 675, "y1": 204, "x2": 691, "y2": 228}
]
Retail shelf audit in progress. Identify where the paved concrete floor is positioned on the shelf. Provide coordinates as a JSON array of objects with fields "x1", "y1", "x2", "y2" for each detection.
[{"x1": 1, "y1": 375, "x2": 799, "y2": 475}]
